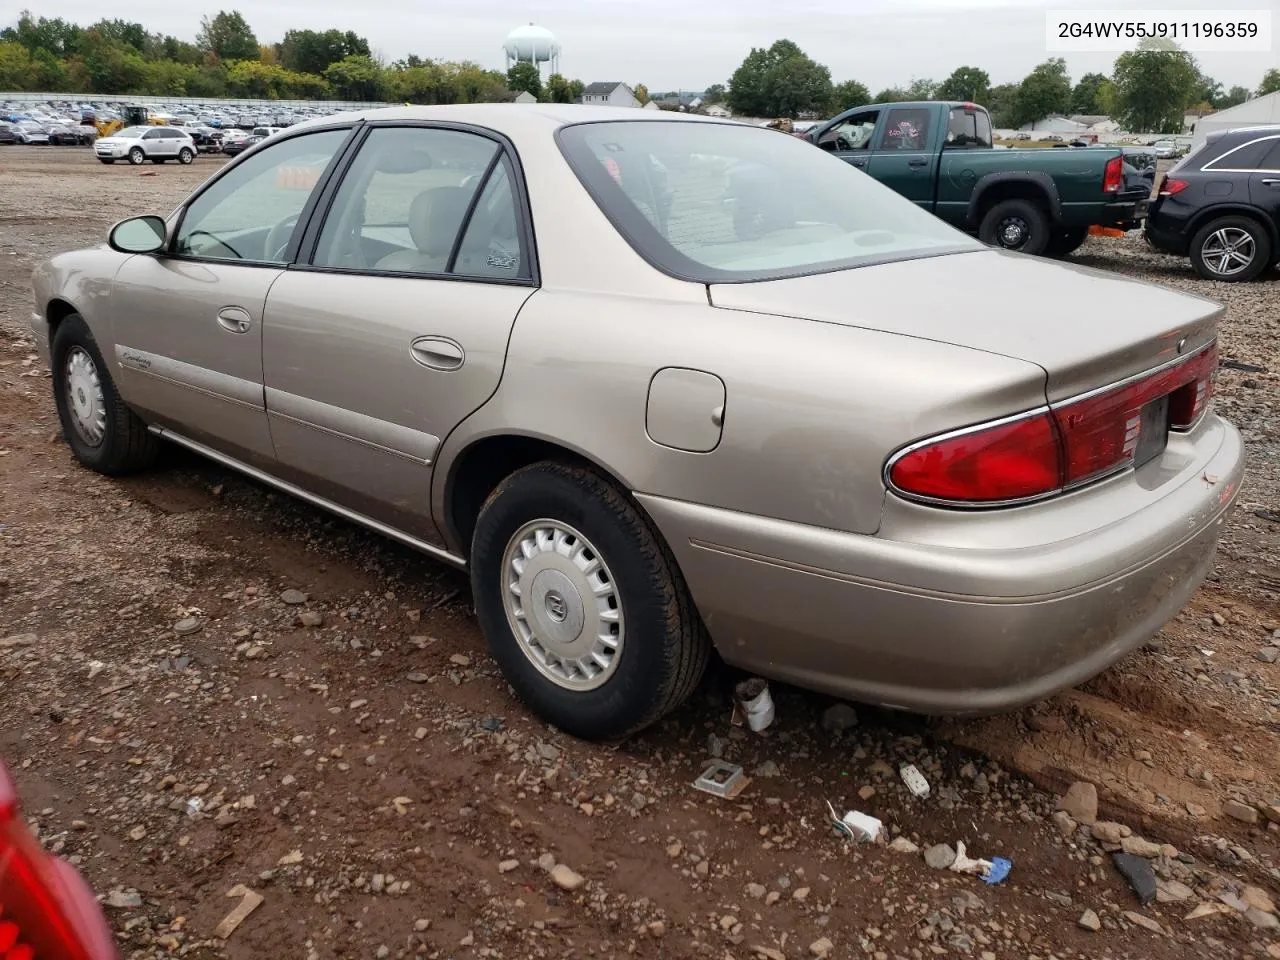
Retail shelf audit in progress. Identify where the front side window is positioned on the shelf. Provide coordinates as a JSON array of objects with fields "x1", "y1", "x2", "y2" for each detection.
[
  {"x1": 312, "y1": 126, "x2": 525, "y2": 278},
  {"x1": 878, "y1": 108, "x2": 932, "y2": 151},
  {"x1": 818, "y1": 111, "x2": 878, "y2": 152},
  {"x1": 559, "y1": 120, "x2": 977, "y2": 283},
  {"x1": 175, "y1": 128, "x2": 348, "y2": 263}
]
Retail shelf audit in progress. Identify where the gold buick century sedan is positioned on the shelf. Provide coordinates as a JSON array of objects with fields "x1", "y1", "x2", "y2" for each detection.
[{"x1": 30, "y1": 105, "x2": 1243, "y2": 739}]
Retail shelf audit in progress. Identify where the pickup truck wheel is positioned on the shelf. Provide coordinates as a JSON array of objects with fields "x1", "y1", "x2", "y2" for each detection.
[
  {"x1": 979, "y1": 199, "x2": 1051, "y2": 255},
  {"x1": 471, "y1": 461, "x2": 709, "y2": 740},
  {"x1": 1189, "y1": 216, "x2": 1272, "y2": 282},
  {"x1": 1045, "y1": 226, "x2": 1089, "y2": 258}
]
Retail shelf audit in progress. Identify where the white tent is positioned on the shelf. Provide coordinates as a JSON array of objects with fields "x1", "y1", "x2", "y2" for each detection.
[{"x1": 1191, "y1": 92, "x2": 1280, "y2": 150}]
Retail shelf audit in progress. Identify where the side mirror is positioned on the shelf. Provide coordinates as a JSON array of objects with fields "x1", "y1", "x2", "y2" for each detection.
[{"x1": 109, "y1": 215, "x2": 167, "y2": 254}]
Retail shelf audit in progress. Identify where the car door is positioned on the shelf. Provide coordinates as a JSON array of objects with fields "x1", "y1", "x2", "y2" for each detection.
[
  {"x1": 814, "y1": 109, "x2": 879, "y2": 170},
  {"x1": 865, "y1": 106, "x2": 938, "y2": 209},
  {"x1": 108, "y1": 127, "x2": 352, "y2": 467},
  {"x1": 261, "y1": 124, "x2": 537, "y2": 545},
  {"x1": 140, "y1": 128, "x2": 167, "y2": 158},
  {"x1": 1247, "y1": 136, "x2": 1280, "y2": 232}
]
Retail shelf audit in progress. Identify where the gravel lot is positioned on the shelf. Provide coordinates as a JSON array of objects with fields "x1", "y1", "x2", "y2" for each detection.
[{"x1": 1, "y1": 148, "x2": 1278, "y2": 960}]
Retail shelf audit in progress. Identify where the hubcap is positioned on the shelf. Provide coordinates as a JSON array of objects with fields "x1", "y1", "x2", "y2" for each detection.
[
  {"x1": 998, "y1": 216, "x2": 1028, "y2": 248},
  {"x1": 1202, "y1": 227, "x2": 1255, "y2": 277},
  {"x1": 502, "y1": 520, "x2": 624, "y2": 691},
  {"x1": 64, "y1": 346, "x2": 106, "y2": 446}
]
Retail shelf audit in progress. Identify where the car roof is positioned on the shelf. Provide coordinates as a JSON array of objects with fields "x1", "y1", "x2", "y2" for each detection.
[{"x1": 289, "y1": 103, "x2": 731, "y2": 137}]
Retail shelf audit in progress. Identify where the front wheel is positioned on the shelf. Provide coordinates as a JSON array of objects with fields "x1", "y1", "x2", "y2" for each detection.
[
  {"x1": 978, "y1": 198, "x2": 1051, "y2": 255},
  {"x1": 51, "y1": 314, "x2": 160, "y2": 474},
  {"x1": 1189, "y1": 216, "x2": 1272, "y2": 282},
  {"x1": 128, "y1": 147, "x2": 145, "y2": 165},
  {"x1": 178, "y1": 147, "x2": 194, "y2": 164},
  {"x1": 470, "y1": 462, "x2": 709, "y2": 740}
]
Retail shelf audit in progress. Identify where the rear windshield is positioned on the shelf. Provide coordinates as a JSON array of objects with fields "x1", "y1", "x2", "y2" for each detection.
[{"x1": 557, "y1": 120, "x2": 978, "y2": 283}]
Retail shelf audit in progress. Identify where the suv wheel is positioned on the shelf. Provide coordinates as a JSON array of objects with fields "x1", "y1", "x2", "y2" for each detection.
[
  {"x1": 470, "y1": 462, "x2": 709, "y2": 740},
  {"x1": 128, "y1": 146, "x2": 145, "y2": 165},
  {"x1": 1189, "y1": 216, "x2": 1272, "y2": 282},
  {"x1": 51, "y1": 314, "x2": 160, "y2": 474},
  {"x1": 178, "y1": 147, "x2": 195, "y2": 164},
  {"x1": 979, "y1": 198, "x2": 1051, "y2": 255}
]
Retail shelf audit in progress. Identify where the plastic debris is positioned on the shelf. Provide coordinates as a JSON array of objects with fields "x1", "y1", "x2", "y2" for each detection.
[
  {"x1": 693, "y1": 760, "x2": 749, "y2": 798},
  {"x1": 733, "y1": 678, "x2": 775, "y2": 733},
  {"x1": 899, "y1": 763, "x2": 930, "y2": 798},
  {"x1": 825, "y1": 801, "x2": 883, "y2": 842},
  {"x1": 983, "y1": 857, "x2": 1012, "y2": 885}
]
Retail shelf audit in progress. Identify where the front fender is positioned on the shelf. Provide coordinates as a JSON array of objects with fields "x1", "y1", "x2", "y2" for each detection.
[{"x1": 30, "y1": 247, "x2": 131, "y2": 371}]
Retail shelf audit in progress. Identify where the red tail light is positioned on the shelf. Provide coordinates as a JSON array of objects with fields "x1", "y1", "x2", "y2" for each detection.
[
  {"x1": 1159, "y1": 177, "x2": 1189, "y2": 196},
  {"x1": 0, "y1": 762, "x2": 117, "y2": 960},
  {"x1": 888, "y1": 344, "x2": 1218, "y2": 505},
  {"x1": 1103, "y1": 156, "x2": 1123, "y2": 193}
]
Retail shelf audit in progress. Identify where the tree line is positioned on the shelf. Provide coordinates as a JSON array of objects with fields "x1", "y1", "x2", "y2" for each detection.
[
  {"x1": 0, "y1": 11, "x2": 599, "y2": 104},
  {"x1": 727, "y1": 39, "x2": 1280, "y2": 133}
]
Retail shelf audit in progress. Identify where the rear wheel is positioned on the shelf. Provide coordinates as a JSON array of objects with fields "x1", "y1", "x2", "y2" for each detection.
[
  {"x1": 978, "y1": 198, "x2": 1051, "y2": 255},
  {"x1": 51, "y1": 314, "x2": 159, "y2": 474},
  {"x1": 470, "y1": 462, "x2": 709, "y2": 740},
  {"x1": 128, "y1": 147, "x2": 144, "y2": 165},
  {"x1": 1189, "y1": 216, "x2": 1272, "y2": 282},
  {"x1": 178, "y1": 147, "x2": 194, "y2": 164},
  {"x1": 1045, "y1": 226, "x2": 1089, "y2": 258}
]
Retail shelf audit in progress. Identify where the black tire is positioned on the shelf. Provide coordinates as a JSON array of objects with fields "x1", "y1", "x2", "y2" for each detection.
[
  {"x1": 1045, "y1": 226, "x2": 1089, "y2": 258},
  {"x1": 51, "y1": 314, "x2": 159, "y2": 474},
  {"x1": 178, "y1": 147, "x2": 194, "y2": 164},
  {"x1": 1189, "y1": 216, "x2": 1272, "y2": 283},
  {"x1": 128, "y1": 147, "x2": 145, "y2": 165},
  {"x1": 978, "y1": 198, "x2": 1052, "y2": 255},
  {"x1": 471, "y1": 461, "x2": 709, "y2": 740}
]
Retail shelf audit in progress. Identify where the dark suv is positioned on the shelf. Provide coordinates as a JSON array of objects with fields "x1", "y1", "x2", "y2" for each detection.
[{"x1": 1145, "y1": 126, "x2": 1280, "y2": 282}]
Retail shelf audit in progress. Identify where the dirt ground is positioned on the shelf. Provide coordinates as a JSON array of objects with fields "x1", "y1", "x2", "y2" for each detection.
[{"x1": 2, "y1": 147, "x2": 1279, "y2": 960}]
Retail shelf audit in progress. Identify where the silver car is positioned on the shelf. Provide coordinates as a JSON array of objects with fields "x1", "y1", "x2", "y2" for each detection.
[
  {"x1": 94, "y1": 126, "x2": 196, "y2": 165},
  {"x1": 30, "y1": 106, "x2": 1243, "y2": 739}
]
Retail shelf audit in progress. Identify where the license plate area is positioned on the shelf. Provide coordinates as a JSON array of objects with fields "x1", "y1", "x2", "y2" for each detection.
[{"x1": 1134, "y1": 394, "x2": 1170, "y2": 468}]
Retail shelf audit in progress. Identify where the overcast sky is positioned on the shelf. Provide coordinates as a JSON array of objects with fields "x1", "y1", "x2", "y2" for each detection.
[{"x1": 26, "y1": 0, "x2": 1278, "y2": 92}]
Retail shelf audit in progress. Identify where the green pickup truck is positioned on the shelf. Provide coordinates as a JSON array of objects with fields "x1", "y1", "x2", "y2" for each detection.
[{"x1": 799, "y1": 101, "x2": 1150, "y2": 257}]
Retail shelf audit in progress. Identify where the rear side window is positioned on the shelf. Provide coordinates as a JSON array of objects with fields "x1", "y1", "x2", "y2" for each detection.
[
  {"x1": 1205, "y1": 136, "x2": 1280, "y2": 171},
  {"x1": 878, "y1": 108, "x2": 932, "y2": 151},
  {"x1": 945, "y1": 107, "x2": 992, "y2": 149}
]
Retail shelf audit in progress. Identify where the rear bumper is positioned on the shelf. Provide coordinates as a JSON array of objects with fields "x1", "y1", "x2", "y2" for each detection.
[
  {"x1": 638, "y1": 416, "x2": 1243, "y2": 714},
  {"x1": 1144, "y1": 219, "x2": 1190, "y2": 256},
  {"x1": 1100, "y1": 197, "x2": 1149, "y2": 230}
]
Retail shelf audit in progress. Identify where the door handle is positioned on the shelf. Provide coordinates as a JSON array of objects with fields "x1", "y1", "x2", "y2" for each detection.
[
  {"x1": 216, "y1": 307, "x2": 252, "y2": 334},
  {"x1": 1263, "y1": 178, "x2": 1280, "y2": 185},
  {"x1": 410, "y1": 336, "x2": 464, "y2": 371},
  {"x1": 907, "y1": 157, "x2": 928, "y2": 168}
]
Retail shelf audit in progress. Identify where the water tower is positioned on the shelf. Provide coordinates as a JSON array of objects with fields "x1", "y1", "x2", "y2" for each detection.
[{"x1": 503, "y1": 23, "x2": 560, "y2": 75}]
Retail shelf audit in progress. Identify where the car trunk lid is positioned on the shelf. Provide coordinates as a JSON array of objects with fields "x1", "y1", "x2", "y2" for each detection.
[{"x1": 708, "y1": 248, "x2": 1221, "y2": 402}]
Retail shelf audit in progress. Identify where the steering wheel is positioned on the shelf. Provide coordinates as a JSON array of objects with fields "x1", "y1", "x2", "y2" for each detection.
[
  {"x1": 185, "y1": 229, "x2": 243, "y2": 260},
  {"x1": 263, "y1": 214, "x2": 300, "y2": 262}
]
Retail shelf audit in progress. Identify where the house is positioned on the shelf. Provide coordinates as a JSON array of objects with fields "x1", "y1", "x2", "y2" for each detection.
[
  {"x1": 1191, "y1": 91, "x2": 1280, "y2": 149},
  {"x1": 1018, "y1": 116, "x2": 1087, "y2": 134},
  {"x1": 704, "y1": 103, "x2": 731, "y2": 118},
  {"x1": 580, "y1": 82, "x2": 641, "y2": 108},
  {"x1": 513, "y1": 91, "x2": 537, "y2": 104},
  {"x1": 1069, "y1": 114, "x2": 1120, "y2": 133},
  {"x1": 642, "y1": 100, "x2": 661, "y2": 111}
]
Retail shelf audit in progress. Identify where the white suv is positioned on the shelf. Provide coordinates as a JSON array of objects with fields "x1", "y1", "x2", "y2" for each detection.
[{"x1": 94, "y1": 126, "x2": 196, "y2": 165}]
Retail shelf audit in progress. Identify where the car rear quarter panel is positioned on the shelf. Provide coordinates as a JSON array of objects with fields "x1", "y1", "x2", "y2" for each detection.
[
  {"x1": 434, "y1": 288, "x2": 1049, "y2": 551},
  {"x1": 946, "y1": 148, "x2": 1121, "y2": 226}
]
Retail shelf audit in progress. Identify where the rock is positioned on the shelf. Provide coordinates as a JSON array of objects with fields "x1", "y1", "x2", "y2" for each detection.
[
  {"x1": 1212, "y1": 611, "x2": 1227, "y2": 626},
  {"x1": 752, "y1": 947, "x2": 785, "y2": 960},
  {"x1": 536, "y1": 742, "x2": 559, "y2": 762},
  {"x1": 1026, "y1": 711, "x2": 1066, "y2": 732},
  {"x1": 1053, "y1": 811, "x2": 1077, "y2": 838},
  {"x1": 1156, "y1": 880, "x2": 1195, "y2": 903},
  {"x1": 414, "y1": 919, "x2": 431, "y2": 932},
  {"x1": 459, "y1": 933, "x2": 474, "y2": 947},
  {"x1": 746, "y1": 882, "x2": 767, "y2": 899},
  {"x1": 104, "y1": 889, "x2": 143, "y2": 909},
  {"x1": 858, "y1": 785, "x2": 876, "y2": 801},
  {"x1": 0, "y1": 633, "x2": 37, "y2": 649},
  {"x1": 498, "y1": 859, "x2": 519, "y2": 874},
  {"x1": 537, "y1": 853, "x2": 557, "y2": 872},
  {"x1": 277, "y1": 849, "x2": 303, "y2": 866},
  {"x1": 753, "y1": 760, "x2": 781, "y2": 778},
  {"x1": 406, "y1": 672, "x2": 429, "y2": 684},
  {"x1": 1058, "y1": 782, "x2": 1098, "y2": 825},
  {"x1": 1120, "y1": 836, "x2": 1162, "y2": 859},
  {"x1": 1247, "y1": 908, "x2": 1280, "y2": 930},
  {"x1": 1186, "y1": 802, "x2": 1207, "y2": 817},
  {"x1": 821, "y1": 703, "x2": 858, "y2": 732},
  {"x1": 765, "y1": 891, "x2": 781, "y2": 905},
  {"x1": 1113, "y1": 853, "x2": 1157, "y2": 905},
  {"x1": 719, "y1": 914, "x2": 738, "y2": 930},
  {"x1": 1091, "y1": 821, "x2": 1127, "y2": 844},
  {"x1": 128, "y1": 826, "x2": 146, "y2": 841},
  {"x1": 1077, "y1": 909, "x2": 1101, "y2": 931},
  {"x1": 1257, "y1": 648, "x2": 1279, "y2": 663},
  {"x1": 1124, "y1": 911, "x2": 1163, "y2": 934},
  {"x1": 550, "y1": 864, "x2": 585, "y2": 892},
  {"x1": 1244, "y1": 886, "x2": 1277, "y2": 914},
  {"x1": 809, "y1": 937, "x2": 834, "y2": 958},
  {"x1": 666, "y1": 842, "x2": 682, "y2": 859},
  {"x1": 173, "y1": 617, "x2": 203, "y2": 636},
  {"x1": 924, "y1": 844, "x2": 957, "y2": 869},
  {"x1": 1186, "y1": 902, "x2": 1234, "y2": 921},
  {"x1": 298, "y1": 610, "x2": 323, "y2": 627},
  {"x1": 1262, "y1": 805, "x2": 1280, "y2": 824},
  {"x1": 792, "y1": 886, "x2": 810, "y2": 901},
  {"x1": 370, "y1": 874, "x2": 385, "y2": 893},
  {"x1": 449, "y1": 654, "x2": 472, "y2": 667},
  {"x1": 1224, "y1": 799, "x2": 1259, "y2": 824},
  {"x1": 280, "y1": 589, "x2": 308, "y2": 605},
  {"x1": 889, "y1": 836, "x2": 919, "y2": 854},
  {"x1": 647, "y1": 921, "x2": 666, "y2": 937}
]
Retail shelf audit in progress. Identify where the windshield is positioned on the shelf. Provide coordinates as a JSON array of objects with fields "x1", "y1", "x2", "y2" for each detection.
[
  {"x1": 114, "y1": 126, "x2": 148, "y2": 139},
  {"x1": 557, "y1": 120, "x2": 978, "y2": 283}
]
